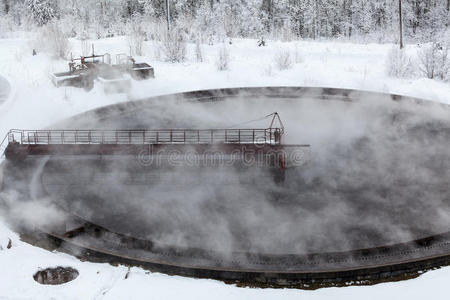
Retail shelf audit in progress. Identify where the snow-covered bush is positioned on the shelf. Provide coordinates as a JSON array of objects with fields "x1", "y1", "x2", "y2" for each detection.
[
  {"x1": 294, "y1": 44, "x2": 304, "y2": 63},
  {"x1": 126, "y1": 16, "x2": 146, "y2": 56},
  {"x1": 195, "y1": 37, "x2": 204, "y2": 62},
  {"x1": 216, "y1": 44, "x2": 230, "y2": 71},
  {"x1": 31, "y1": 22, "x2": 70, "y2": 59},
  {"x1": 262, "y1": 64, "x2": 274, "y2": 76},
  {"x1": 274, "y1": 48, "x2": 293, "y2": 71},
  {"x1": 46, "y1": 23, "x2": 70, "y2": 59},
  {"x1": 0, "y1": 14, "x2": 15, "y2": 38},
  {"x1": 385, "y1": 47, "x2": 414, "y2": 78},
  {"x1": 418, "y1": 42, "x2": 450, "y2": 81},
  {"x1": 152, "y1": 44, "x2": 162, "y2": 61},
  {"x1": 143, "y1": 19, "x2": 165, "y2": 42},
  {"x1": 128, "y1": 29, "x2": 145, "y2": 56},
  {"x1": 280, "y1": 25, "x2": 295, "y2": 42},
  {"x1": 14, "y1": 50, "x2": 24, "y2": 63},
  {"x1": 160, "y1": 27, "x2": 187, "y2": 63},
  {"x1": 58, "y1": 14, "x2": 81, "y2": 38},
  {"x1": 80, "y1": 38, "x2": 90, "y2": 57}
]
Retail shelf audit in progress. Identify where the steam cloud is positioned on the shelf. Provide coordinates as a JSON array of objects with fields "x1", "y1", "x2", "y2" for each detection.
[{"x1": 2, "y1": 88, "x2": 450, "y2": 259}]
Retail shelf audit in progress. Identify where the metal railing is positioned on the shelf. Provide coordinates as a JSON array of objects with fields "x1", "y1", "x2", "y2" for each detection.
[
  {"x1": 0, "y1": 131, "x2": 9, "y2": 158},
  {"x1": 5, "y1": 128, "x2": 284, "y2": 146}
]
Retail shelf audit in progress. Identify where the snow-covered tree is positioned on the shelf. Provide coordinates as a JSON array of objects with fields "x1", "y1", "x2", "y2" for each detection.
[
  {"x1": 385, "y1": 47, "x2": 414, "y2": 78},
  {"x1": 160, "y1": 26, "x2": 187, "y2": 62},
  {"x1": 419, "y1": 42, "x2": 450, "y2": 81},
  {"x1": 0, "y1": 0, "x2": 448, "y2": 43},
  {"x1": 126, "y1": 14, "x2": 146, "y2": 56},
  {"x1": 26, "y1": 0, "x2": 56, "y2": 26},
  {"x1": 216, "y1": 43, "x2": 230, "y2": 70}
]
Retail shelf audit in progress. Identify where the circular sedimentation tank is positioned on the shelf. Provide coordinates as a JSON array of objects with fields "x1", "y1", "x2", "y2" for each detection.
[{"x1": 3, "y1": 87, "x2": 450, "y2": 288}]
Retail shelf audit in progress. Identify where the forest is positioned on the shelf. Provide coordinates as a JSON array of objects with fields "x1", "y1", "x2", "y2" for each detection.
[{"x1": 0, "y1": 0, "x2": 449, "y2": 43}]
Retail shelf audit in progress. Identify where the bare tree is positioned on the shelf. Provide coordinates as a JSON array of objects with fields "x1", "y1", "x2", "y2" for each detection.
[
  {"x1": 195, "y1": 36, "x2": 203, "y2": 62},
  {"x1": 31, "y1": 22, "x2": 70, "y2": 59},
  {"x1": 274, "y1": 48, "x2": 293, "y2": 71},
  {"x1": 161, "y1": 27, "x2": 186, "y2": 62},
  {"x1": 418, "y1": 42, "x2": 449, "y2": 81},
  {"x1": 216, "y1": 44, "x2": 230, "y2": 71},
  {"x1": 385, "y1": 47, "x2": 413, "y2": 78}
]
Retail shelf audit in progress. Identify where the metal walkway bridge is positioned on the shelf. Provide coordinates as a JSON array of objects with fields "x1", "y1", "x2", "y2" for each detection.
[
  {"x1": 0, "y1": 113, "x2": 310, "y2": 170},
  {"x1": 5, "y1": 128, "x2": 283, "y2": 146},
  {"x1": 1, "y1": 127, "x2": 291, "y2": 161}
]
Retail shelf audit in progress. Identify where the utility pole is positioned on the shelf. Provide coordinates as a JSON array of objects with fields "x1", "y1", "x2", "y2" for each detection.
[
  {"x1": 166, "y1": 0, "x2": 170, "y2": 31},
  {"x1": 399, "y1": 0, "x2": 403, "y2": 49}
]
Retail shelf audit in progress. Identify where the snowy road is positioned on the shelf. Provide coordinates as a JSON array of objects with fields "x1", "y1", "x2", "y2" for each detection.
[{"x1": 0, "y1": 76, "x2": 10, "y2": 104}]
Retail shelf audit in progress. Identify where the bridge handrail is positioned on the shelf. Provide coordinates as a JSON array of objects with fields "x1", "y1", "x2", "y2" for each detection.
[
  {"x1": 5, "y1": 128, "x2": 284, "y2": 146},
  {"x1": 0, "y1": 131, "x2": 11, "y2": 158}
]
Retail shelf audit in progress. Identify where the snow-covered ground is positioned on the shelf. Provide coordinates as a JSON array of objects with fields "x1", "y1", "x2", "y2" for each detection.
[
  {"x1": 0, "y1": 75, "x2": 10, "y2": 104},
  {"x1": 0, "y1": 35, "x2": 450, "y2": 299},
  {"x1": 1, "y1": 35, "x2": 449, "y2": 137}
]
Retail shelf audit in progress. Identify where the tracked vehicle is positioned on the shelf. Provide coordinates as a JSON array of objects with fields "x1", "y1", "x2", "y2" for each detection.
[{"x1": 51, "y1": 49, "x2": 154, "y2": 93}]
